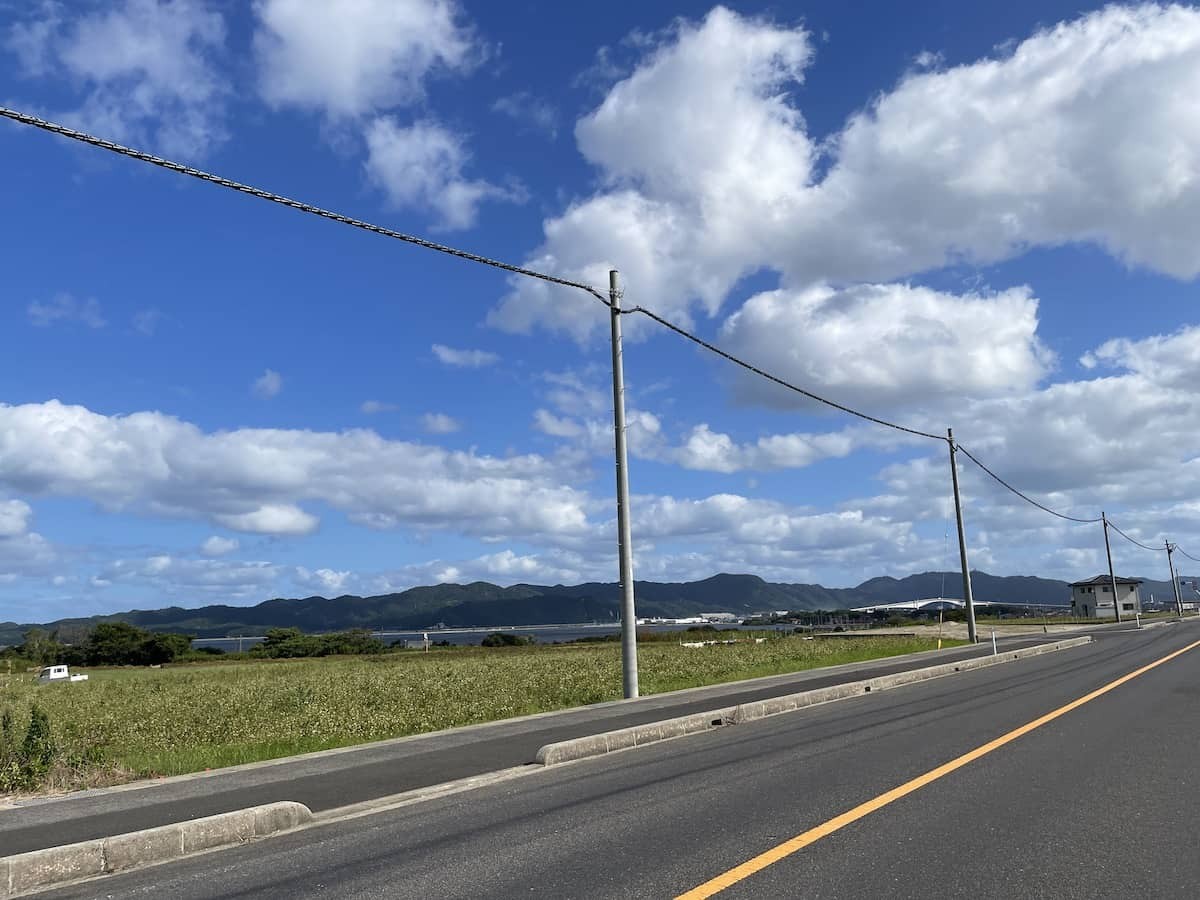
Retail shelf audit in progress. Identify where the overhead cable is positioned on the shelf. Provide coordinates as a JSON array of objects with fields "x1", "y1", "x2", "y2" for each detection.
[
  {"x1": 941, "y1": 443, "x2": 1103, "y2": 524},
  {"x1": 1173, "y1": 545, "x2": 1200, "y2": 564},
  {"x1": 0, "y1": 106, "x2": 611, "y2": 307},
  {"x1": 627, "y1": 305, "x2": 946, "y2": 442},
  {"x1": 1105, "y1": 520, "x2": 1162, "y2": 552}
]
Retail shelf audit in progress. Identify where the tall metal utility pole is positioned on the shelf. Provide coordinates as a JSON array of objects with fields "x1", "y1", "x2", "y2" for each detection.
[
  {"x1": 1101, "y1": 512, "x2": 1122, "y2": 623},
  {"x1": 609, "y1": 270, "x2": 639, "y2": 699},
  {"x1": 947, "y1": 428, "x2": 978, "y2": 643},
  {"x1": 1166, "y1": 540, "x2": 1184, "y2": 617}
]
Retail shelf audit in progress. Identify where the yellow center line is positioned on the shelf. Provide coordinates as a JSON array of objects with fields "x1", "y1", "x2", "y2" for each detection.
[{"x1": 676, "y1": 636, "x2": 1200, "y2": 900}]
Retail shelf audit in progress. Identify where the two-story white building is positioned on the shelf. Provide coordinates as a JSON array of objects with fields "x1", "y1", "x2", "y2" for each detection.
[{"x1": 1069, "y1": 575, "x2": 1142, "y2": 618}]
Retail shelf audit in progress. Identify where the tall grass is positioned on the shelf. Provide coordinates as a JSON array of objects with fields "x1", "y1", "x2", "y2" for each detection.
[{"x1": 0, "y1": 634, "x2": 958, "y2": 793}]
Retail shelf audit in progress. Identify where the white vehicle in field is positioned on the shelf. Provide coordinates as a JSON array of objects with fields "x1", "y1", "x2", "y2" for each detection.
[{"x1": 36, "y1": 665, "x2": 88, "y2": 684}]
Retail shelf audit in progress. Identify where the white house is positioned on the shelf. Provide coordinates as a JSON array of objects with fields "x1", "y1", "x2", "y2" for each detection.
[{"x1": 1069, "y1": 575, "x2": 1142, "y2": 618}]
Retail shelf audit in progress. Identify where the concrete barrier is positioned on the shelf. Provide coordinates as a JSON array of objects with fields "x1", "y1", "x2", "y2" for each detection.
[
  {"x1": 0, "y1": 800, "x2": 312, "y2": 898},
  {"x1": 535, "y1": 637, "x2": 1092, "y2": 766}
]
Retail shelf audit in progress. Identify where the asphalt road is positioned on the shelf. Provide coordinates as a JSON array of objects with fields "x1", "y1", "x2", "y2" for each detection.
[
  {"x1": 1, "y1": 632, "x2": 1061, "y2": 856},
  {"x1": 36, "y1": 621, "x2": 1200, "y2": 899}
]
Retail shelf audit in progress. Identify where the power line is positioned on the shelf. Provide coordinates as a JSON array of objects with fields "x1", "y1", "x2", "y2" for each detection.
[
  {"x1": 947, "y1": 443, "x2": 1103, "y2": 524},
  {"x1": 626, "y1": 305, "x2": 946, "y2": 442},
  {"x1": 1106, "y1": 520, "x2": 1161, "y2": 553},
  {"x1": 1173, "y1": 545, "x2": 1200, "y2": 564},
  {"x1": 5, "y1": 106, "x2": 1194, "y2": 553},
  {"x1": 0, "y1": 106, "x2": 611, "y2": 308}
]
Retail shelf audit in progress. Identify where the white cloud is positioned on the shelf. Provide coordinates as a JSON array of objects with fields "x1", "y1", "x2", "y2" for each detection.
[
  {"x1": 254, "y1": 0, "x2": 475, "y2": 119},
  {"x1": 253, "y1": 369, "x2": 283, "y2": 399},
  {"x1": 6, "y1": 0, "x2": 229, "y2": 159},
  {"x1": 96, "y1": 554, "x2": 280, "y2": 597},
  {"x1": 494, "y1": 4, "x2": 1200, "y2": 346},
  {"x1": 0, "y1": 531, "x2": 57, "y2": 580},
  {"x1": 294, "y1": 566, "x2": 352, "y2": 595},
  {"x1": 214, "y1": 504, "x2": 317, "y2": 536},
  {"x1": 421, "y1": 412, "x2": 461, "y2": 434},
  {"x1": 0, "y1": 499, "x2": 32, "y2": 539},
  {"x1": 27, "y1": 294, "x2": 106, "y2": 329},
  {"x1": 364, "y1": 118, "x2": 521, "y2": 230},
  {"x1": 492, "y1": 91, "x2": 558, "y2": 138},
  {"x1": 431, "y1": 344, "x2": 500, "y2": 368},
  {"x1": 376, "y1": 548, "x2": 586, "y2": 590},
  {"x1": 0, "y1": 498, "x2": 58, "y2": 580},
  {"x1": 636, "y1": 494, "x2": 896, "y2": 546},
  {"x1": 672, "y1": 424, "x2": 865, "y2": 473},
  {"x1": 533, "y1": 409, "x2": 585, "y2": 439},
  {"x1": 489, "y1": 7, "x2": 815, "y2": 340},
  {"x1": 199, "y1": 535, "x2": 239, "y2": 557},
  {"x1": 0, "y1": 400, "x2": 591, "y2": 542},
  {"x1": 721, "y1": 283, "x2": 1052, "y2": 411},
  {"x1": 361, "y1": 400, "x2": 398, "y2": 414},
  {"x1": 253, "y1": 1, "x2": 510, "y2": 230},
  {"x1": 795, "y1": 3, "x2": 1200, "y2": 282}
]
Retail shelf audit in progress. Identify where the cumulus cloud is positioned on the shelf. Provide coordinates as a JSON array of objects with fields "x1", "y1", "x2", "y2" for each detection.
[
  {"x1": 27, "y1": 294, "x2": 106, "y2": 329},
  {"x1": 95, "y1": 554, "x2": 280, "y2": 598},
  {"x1": 493, "y1": 4, "x2": 1200, "y2": 345},
  {"x1": 6, "y1": 0, "x2": 229, "y2": 158},
  {"x1": 672, "y1": 424, "x2": 869, "y2": 473},
  {"x1": 721, "y1": 283, "x2": 1052, "y2": 411},
  {"x1": 421, "y1": 412, "x2": 461, "y2": 434},
  {"x1": 0, "y1": 497, "x2": 57, "y2": 580},
  {"x1": 254, "y1": 0, "x2": 475, "y2": 118},
  {"x1": 533, "y1": 409, "x2": 585, "y2": 439},
  {"x1": 0, "y1": 499, "x2": 33, "y2": 539},
  {"x1": 364, "y1": 118, "x2": 521, "y2": 230},
  {"x1": 294, "y1": 566, "x2": 353, "y2": 595},
  {"x1": 431, "y1": 344, "x2": 500, "y2": 368},
  {"x1": 489, "y1": 7, "x2": 815, "y2": 340},
  {"x1": 200, "y1": 535, "x2": 238, "y2": 557},
  {"x1": 253, "y1": 1, "x2": 511, "y2": 229},
  {"x1": 0, "y1": 400, "x2": 591, "y2": 542},
  {"x1": 253, "y1": 369, "x2": 283, "y2": 399},
  {"x1": 374, "y1": 548, "x2": 586, "y2": 590},
  {"x1": 795, "y1": 3, "x2": 1200, "y2": 282}
]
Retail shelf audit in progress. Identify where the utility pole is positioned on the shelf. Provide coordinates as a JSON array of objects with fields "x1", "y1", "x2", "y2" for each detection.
[
  {"x1": 1166, "y1": 540, "x2": 1184, "y2": 617},
  {"x1": 947, "y1": 428, "x2": 977, "y2": 643},
  {"x1": 609, "y1": 270, "x2": 639, "y2": 699},
  {"x1": 1101, "y1": 512, "x2": 1122, "y2": 623}
]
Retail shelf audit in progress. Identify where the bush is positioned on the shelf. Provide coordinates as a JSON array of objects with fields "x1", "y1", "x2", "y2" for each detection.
[
  {"x1": 250, "y1": 628, "x2": 387, "y2": 658},
  {"x1": 481, "y1": 632, "x2": 535, "y2": 647},
  {"x1": 0, "y1": 705, "x2": 57, "y2": 793}
]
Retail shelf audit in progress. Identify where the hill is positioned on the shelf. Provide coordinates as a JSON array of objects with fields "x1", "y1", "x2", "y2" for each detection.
[{"x1": 0, "y1": 569, "x2": 1121, "y2": 644}]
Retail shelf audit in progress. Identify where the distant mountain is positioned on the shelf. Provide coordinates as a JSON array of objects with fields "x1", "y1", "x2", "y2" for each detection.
[{"x1": 3, "y1": 569, "x2": 1134, "y2": 644}]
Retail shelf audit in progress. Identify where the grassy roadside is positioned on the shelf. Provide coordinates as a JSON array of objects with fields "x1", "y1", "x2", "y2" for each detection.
[{"x1": 1, "y1": 634, "x2": 963, "y2": 795}]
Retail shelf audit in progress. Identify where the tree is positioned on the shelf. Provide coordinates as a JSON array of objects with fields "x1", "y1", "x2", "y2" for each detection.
[
  {"x1": 85, "y1": 623, "x2": 147, "y2": 665},
  {"x1": 252, "y1": 628, "x2": 322, "y2": 658},
  {"x1": 82, "y1": 622, "x2": 193, "y2": 665},
  {"x1": 140, "y1": 633, "x2": 192, "y2": 665},
  {"x1": 18, "y1": 629, "x2": 60, "y2": 666}
]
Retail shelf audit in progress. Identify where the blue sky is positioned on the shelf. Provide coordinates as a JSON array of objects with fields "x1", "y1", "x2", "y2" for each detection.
[{"x1": 3, "y1": 0, "x2": 1200, "y2": 621}]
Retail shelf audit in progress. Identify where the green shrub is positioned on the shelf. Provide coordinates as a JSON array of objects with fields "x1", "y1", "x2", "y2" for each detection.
[
  {"x1": 0, "y1": 705, "x2": 58, "y2": 792},
  {"x1": 481, "y1": 632, "x2": 535, "y2": 647}
]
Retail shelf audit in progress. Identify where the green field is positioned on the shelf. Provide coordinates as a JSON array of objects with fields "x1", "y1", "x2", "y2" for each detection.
[{"x1": 0, "y1": 634, "x2": 961, "y2": 795}]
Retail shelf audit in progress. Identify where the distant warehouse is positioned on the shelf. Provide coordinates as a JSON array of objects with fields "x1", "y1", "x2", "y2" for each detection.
[{"x1": 1069, "y1": 575, "x2": 1142, "y2": 618}]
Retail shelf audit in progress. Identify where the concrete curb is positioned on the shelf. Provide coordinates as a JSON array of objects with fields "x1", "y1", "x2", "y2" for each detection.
[
  {"x1": 0, "y1": 801, "x2": 311, "y2": 898},
  {"x1": 535, "y1": 636, "x2": 1093, "y2": 766}
]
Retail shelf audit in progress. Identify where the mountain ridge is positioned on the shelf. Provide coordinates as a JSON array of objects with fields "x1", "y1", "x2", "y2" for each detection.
[{"x1": 3, "y1": 570, "x2": 1190, "y2": 643}]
